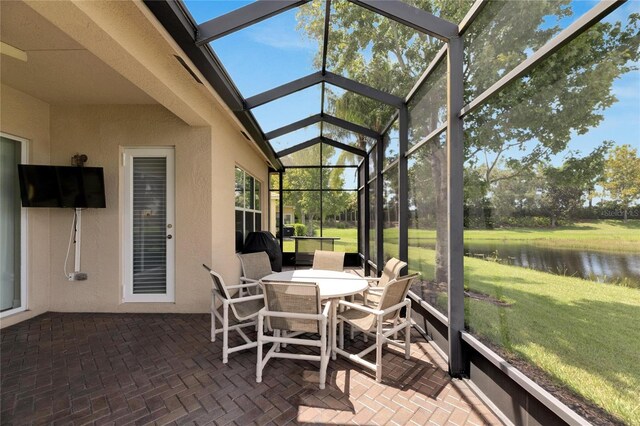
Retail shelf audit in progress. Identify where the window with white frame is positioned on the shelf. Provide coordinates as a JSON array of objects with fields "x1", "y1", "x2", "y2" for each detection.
[{"x1": 235, "y1": 167, "x2": 261, "y2": 252}]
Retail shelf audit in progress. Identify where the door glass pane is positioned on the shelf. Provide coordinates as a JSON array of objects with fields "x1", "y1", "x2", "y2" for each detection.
[
  {"x1": 132, "y1": 157, "x2": 167, "y2": 294},
  {"x1": 0, "y1": 137, "x2": 21, "y2": 311}
]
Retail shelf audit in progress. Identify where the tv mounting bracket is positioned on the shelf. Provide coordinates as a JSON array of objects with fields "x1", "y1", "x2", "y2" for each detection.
[{"x1": 71, "y1": 153, "x2": 88, "y2": 167}]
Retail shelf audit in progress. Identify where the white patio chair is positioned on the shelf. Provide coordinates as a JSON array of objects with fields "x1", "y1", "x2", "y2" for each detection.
[
  {"x1": 256, "y1": 280, "x2": 331, "y2": 389},
  {"x1": 336, "y1": 273, "x2": 419, "y2": 382},
  {"x1": 312, "y1": 250, "x2": 345, "y2": 272},
  {"x1": 237, "y1": 251, "x2": 274, "y2": 295},
  {"x1": 203, "y1": 264, "x2": 264, "y2": 364},
  {"x1": 352, "y1": 257, "x2": 408, "y2": 340}
]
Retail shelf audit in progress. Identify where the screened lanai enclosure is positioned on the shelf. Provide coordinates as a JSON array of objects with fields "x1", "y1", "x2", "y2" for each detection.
[{"x1": 147, "y1": 1, "x2": 640, "y2": 424}]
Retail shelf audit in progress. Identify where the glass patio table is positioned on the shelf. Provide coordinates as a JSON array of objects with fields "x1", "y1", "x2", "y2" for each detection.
[{"x1": 261, "y1": 269, "x2": 369, "y2": 359}]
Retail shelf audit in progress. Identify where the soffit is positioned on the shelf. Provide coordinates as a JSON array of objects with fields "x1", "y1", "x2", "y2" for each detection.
[{"x1": 0, "y1": 1, "x2": 156, "y2": 105}]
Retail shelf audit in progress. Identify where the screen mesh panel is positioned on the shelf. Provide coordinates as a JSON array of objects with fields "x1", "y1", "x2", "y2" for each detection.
[{"x1": 132, "y1": 157, "x2": 167, "y2": 294}]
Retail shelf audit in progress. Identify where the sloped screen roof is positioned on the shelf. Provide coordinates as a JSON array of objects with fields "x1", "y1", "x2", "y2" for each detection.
[{"x1": 177, "y1": 0, "x2": 463, "y2": 168}]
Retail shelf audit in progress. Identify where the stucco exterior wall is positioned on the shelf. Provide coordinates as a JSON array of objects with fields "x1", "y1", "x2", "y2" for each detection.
[
  {"x1": 1, "y1": 0, "x2": 271, "y2": 323},
  {"x1": 48, "y1": 104, "x2": 214, "y2": 313},
  {"x1": 210, "y1": 118, "x2": 269, "y2": 287},
  {"x1": 0, "y1": 84, "x2": 51, "y2": 328}
]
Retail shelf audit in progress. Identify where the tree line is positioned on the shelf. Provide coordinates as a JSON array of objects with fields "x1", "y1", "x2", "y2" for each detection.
[{"x1": 465, "y1": 143, "x2": 640, "y2": 228}]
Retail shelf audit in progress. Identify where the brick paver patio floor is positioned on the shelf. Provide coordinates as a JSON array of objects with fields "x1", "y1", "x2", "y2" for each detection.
[{"x1": 1, "y1": 312, "x2": 501, "y2": 425}]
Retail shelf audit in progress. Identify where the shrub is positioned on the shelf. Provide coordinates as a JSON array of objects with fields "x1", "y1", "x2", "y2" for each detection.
[
  {"x1": 293, "y1": 223, "x2": 307, "y2": 236},
  {"x1": 497, "y1": 216, "x2": 551, "y2": 228}
]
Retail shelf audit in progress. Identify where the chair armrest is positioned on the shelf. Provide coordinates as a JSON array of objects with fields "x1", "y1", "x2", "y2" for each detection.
[
  {"x1": 227, "y1": 294, "x2": 264, "y2": 304},
  {"x1": 366, "y1": 277, "x2": 382, "y2": 287},
  {"x1": 337, "y1": 300, "x2": 382, "y2": 315},
  {"x1": 240, "y1": 277, "x2": 258, "y2": 284},
  {"x1": 381, "y1": 299, "x2": 410, "y2": 316},
  {"x1": 322, "y1": 301, "x2": 332, "y2": 317},
  {"x1": 259, "y1": 309, "x2": 326, "y2": 321},
  {"x1": 226, "y1": 282, "x2": 260, "y2": 290}
]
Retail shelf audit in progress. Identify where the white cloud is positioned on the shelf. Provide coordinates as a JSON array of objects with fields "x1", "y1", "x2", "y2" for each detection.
[{"x1": 247, "y1": 21, "x2": 316, "y2": 51}]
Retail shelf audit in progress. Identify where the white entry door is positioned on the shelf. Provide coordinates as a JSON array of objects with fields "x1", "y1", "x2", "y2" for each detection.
[{"x1": 123, "y1": 148, "x2": 175, "y2": 302}]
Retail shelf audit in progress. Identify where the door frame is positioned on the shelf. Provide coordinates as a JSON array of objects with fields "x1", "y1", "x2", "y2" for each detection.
[
  {"x1": 0, "y1": 132, "x2": 29, "y2": 318},
  {"x1": 121, "y1": 147, "x2": 175, "y2": 303}
]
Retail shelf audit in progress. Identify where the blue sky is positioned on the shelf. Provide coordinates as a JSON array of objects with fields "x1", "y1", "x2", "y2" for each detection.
[{"x1": 182, "y1": 0, "x2": 640, "y2": 165}]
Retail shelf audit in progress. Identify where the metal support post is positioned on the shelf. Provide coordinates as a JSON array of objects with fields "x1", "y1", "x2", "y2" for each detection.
[
  {"x1": 398, "y1": 105, "x2": 409, "y2": 275},
  {"x1": 447, "y1": 36, "x2": 465, "y2": 376},
  {"x1": 278, "y1": 172, "x2": 284, "y2": 250},
  {"x1": 363, "y1": 155, "x2": 371, "y2": 275},
  {"x1": 376, "y1": 136, "x2": 384, "y2": 274}
]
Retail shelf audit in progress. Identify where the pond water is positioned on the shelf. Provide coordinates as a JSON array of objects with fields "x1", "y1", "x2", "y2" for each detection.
[{"x1": 463, "y1": 242, "x2": 640, "y2": 288}]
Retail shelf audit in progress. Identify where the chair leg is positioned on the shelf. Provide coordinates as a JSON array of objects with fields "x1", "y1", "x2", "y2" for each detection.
[
  {"x1": 375, "y1": 320, "x2": 383, "y2": 382},
  {"x1": 211, "y1": 312, "x2": 216, "y2": 342},
  {"x1": 339, "y1": 319, "x2": 344, "y2": 350},
  {"x1": 211, "y1": 293, "x2": 216, "y2": 342},
  {"x1": 331, "y1": 299, "x2": 338, "y2": 360},
  {"x1": 393, "y1": 318, "x2": 398, "y2": 340},
  {"x1": 350, "y1": 323, "x2": 355, "y2": 340},
  {"x1": 222, "y1": 303, "x2": 229, "y2": 364},
  {"x1": 404, "y1": 300, "x2": 412, "y2": 360},
  {"x1": 404, "y1": 319, "x2": 411, "y2": 360},
  {"x1": 256, "y1": 314, "x2": 264, "y2": 383},
  {"x1": 319, "y1": 328, "x2": 327, "y2": 390}
]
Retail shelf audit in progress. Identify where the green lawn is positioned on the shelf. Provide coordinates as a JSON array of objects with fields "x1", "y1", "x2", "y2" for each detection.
[
  {"x1": 281, "y1": 220, "x2": 640, "y2": 424},
  {"x1": 400, "y1": 241, "x2": 640, "y2": 425},
  {"x1": 284, "y1": 220, "x2": 640, "y2": 253},
  {"x1": 406, "y1": 219, "x2": 640, "y2": 252},
  {"x1": 282, "y1": 227, "x2": 359, "y2": 253}
]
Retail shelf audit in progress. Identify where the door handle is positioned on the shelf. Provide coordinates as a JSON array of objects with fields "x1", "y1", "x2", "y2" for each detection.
[{"x1": 167, "y1": 235, "x2": 172, "y2": 239}]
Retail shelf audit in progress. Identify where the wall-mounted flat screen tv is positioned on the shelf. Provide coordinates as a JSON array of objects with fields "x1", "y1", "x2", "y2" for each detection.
[{"x1": 18, "y1": 165, "x2": 106, "y2": 208}]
